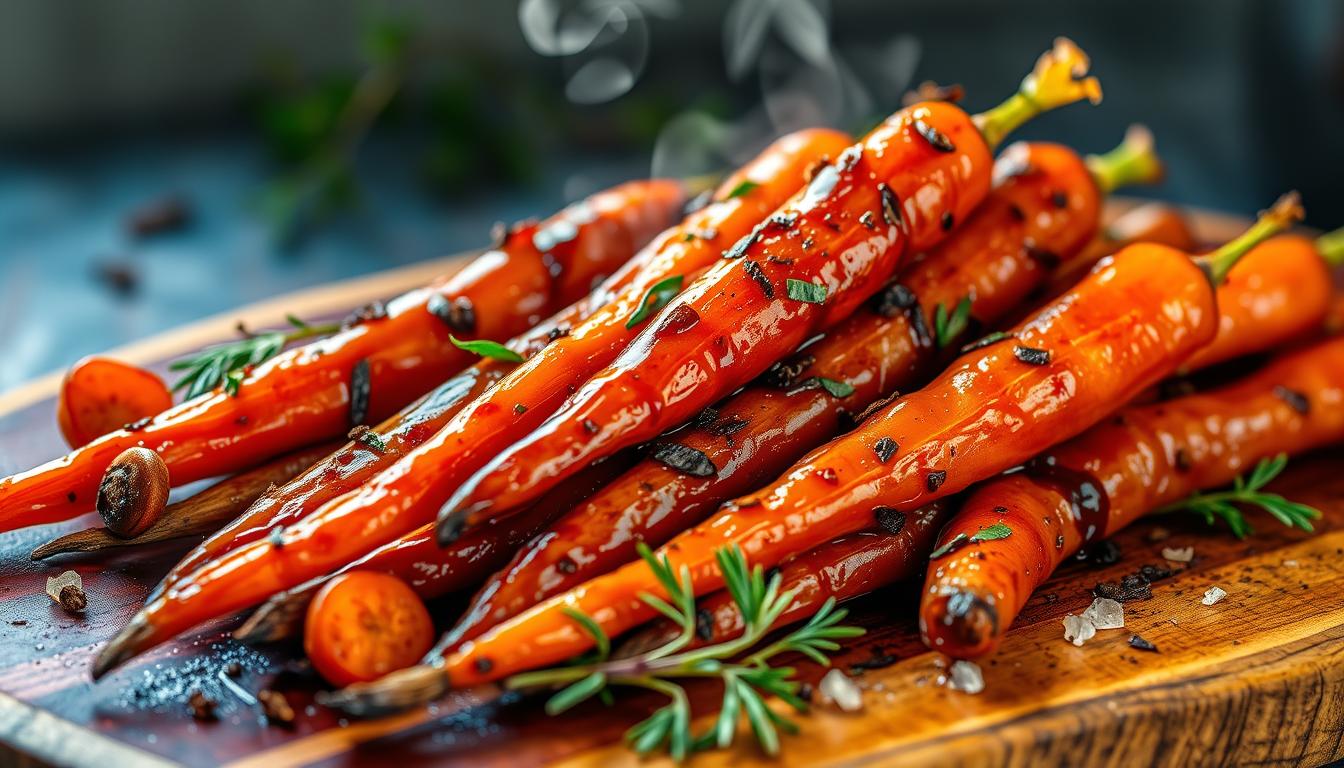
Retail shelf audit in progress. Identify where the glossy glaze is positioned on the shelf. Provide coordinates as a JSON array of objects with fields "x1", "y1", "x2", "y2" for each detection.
[
  {"x1": 443, "y1": 141, "x2": 1110, "y2": 647},
  {"x1": 436, "y1": 239, "x2": 1224, "y2": 686},
  {"x1": 93, "y1": 130, "x2": 852, "y2": 669},
  {"x1": 0, "y1": 179, "x2": 687, "y2": 531},
  {"x1": 921, "y1": 336, "x2": 1344, "y2": 658},
  {"x1": 447, "y1": 101, "x2": 995, "y2": 528}
]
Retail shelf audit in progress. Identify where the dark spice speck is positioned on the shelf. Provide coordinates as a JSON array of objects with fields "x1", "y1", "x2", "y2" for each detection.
[
  {"x1": 926, "y1": 470, "x2": 947, "y2": 492},
  {"x1": 873, "y1": 437, "x2": 899, "y2": 463},
  {"x1": 1013, "y1": 346, "x2": 1051, "y2": 366},
  {"x1": 651, "y1": 443, "x2": 717, "y2": 477},
  {"x1": 875, "y1": 506, "x2": 906, "y2": 534}
]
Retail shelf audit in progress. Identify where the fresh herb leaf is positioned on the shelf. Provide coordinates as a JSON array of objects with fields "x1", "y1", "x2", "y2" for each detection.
[
  {"x1": 816, "y1": 377, "x2": 854, "y2": 398},
  {"x1": 1156, "y1": 453, "x2": 1320, "y2": 539},
  {"x1": 450, "y1": 335, "x2": 524, "y2": 363},
  {"x1": 508, "y1": 543, "x2": 863, "y2": 760},
  {"x1": 786, "y1": 279, "x2": 827, "y2": 304},
  {"x1": 930, "y1": 522, "x2": 1014, "y2": 559},
  {"x1": 724, "y1": 180, "x2": 759, "y2": 200},
  {"x1": 933, "y1": 295, "x2": 973, "y2": 349},
  {"x1": 626, "y1": 275, "x2": 684, "y2": 329},
  {"x1": 169, "y1": 316, "x2": 339, "y2": 399},
  {"x1": 975, "y1": 521, "x2": 1013, "y2": 541}
]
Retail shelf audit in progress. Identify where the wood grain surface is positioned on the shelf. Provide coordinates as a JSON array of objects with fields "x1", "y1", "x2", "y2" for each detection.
[{"x1": 0, "y1": 202, "x2": 1338, "y2": 768}]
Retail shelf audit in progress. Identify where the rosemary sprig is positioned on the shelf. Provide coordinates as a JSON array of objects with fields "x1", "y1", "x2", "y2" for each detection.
[
  {"x1": 1156, "y1": 453, "x2": 1320, "y2": 539},
  {"x1": 169, "y1": 314, "x2": 339, "y2": 398},
  {"x1": 933, "y1": 295, "x2": 972, "y2": 349},
  {"x1": 506, "y1": 543, "x2": 864, "y2": 761}
]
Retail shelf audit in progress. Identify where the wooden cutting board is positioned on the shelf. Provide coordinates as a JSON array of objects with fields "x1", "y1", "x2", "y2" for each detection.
[{"x1": 0, "y1": 202, "x2": 1340, "y2": 768}]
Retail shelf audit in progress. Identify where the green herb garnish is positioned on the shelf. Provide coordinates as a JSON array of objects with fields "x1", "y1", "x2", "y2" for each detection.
[
  {"x1": 507, "y1": 543, "x2": 863, "y2": 760},
  {"x1": 786, "y1": 279, "x2": 827, "y2": 304},
  {"x1": 724, "y1": 180, "x2": 760, "y2": 200},
  {"x1": 930, "y1": 521, "x2": 1014, "y2": 559},
  {"x1": 170, "y1": 314, "x2": 339, "y2": 398},
  {"x1": 1155, "y1": 453, "x2": 1319, "y2": 538},
  {"x1": 450, "y1": 336, "x2": 524, "y2": 363},
  {"x1": 816, "y1": 377, "x2": 854, "y2": 398},
  {"x1": 626, "y1": 275, "x2": 684, "y2": 329},
  {"x1": 933, "y1": 295, "x2": 973, "y2": 349}
]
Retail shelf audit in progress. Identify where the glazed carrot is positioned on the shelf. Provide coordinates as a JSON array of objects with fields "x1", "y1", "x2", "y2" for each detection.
[
  {"x1": 1047, "y1": 200, "x2": 1194, "y2": 296},
  {"x1": 372, "y1": 195, "x2": 1300, "y2": 692},
  {"x1": 57, "y1": 357, "x2": 175, "y2": 449},
  {"x1": 0, "y1": 179, "x2": 687, "y2": 531},
  {"x1": 232, "y1": 449, "x2": 637, "y2": 644},
  {"x1": 89, "y1": 129, "x2": 849, "y2": 675},
  {"x1": 444, "y1": 130, "x2": 1167, "y2": 648},
  {"x1": 304, "y1": 572, "x2": 435, "y2": 687},
  {"x1": 621, "y1": 503, "x2": 949, "y2": 655},
  {"x1": 921, "y1": 335, "x2": 1344, "y2": 659},
  {"x1": 441, "y1": 40, "x2": 1104, "y2": 534}
]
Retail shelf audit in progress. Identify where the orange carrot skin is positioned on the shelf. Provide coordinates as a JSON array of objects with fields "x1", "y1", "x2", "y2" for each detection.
[
  {"x1": 96, "y1": 132, "x2": 853, "y2": 667},
  {"x1": 0, "y1": 179, "x2": 686, "y2": 531},
  {"x1": 628, "y1": 504, "x2": 948, "y2": 653},
  {"x1": 1180, "y1": 234, "x2": 1333, "y2": 371},
  {"x1": 449, "y1": 101, "x2": 997, "y2": 526},
  {"x1": 1051, "y1": 202, "x2": 1194, "y2": 293},
  {"x1": 445, "y1": 142, "x2": 1103, "y2": 646},
  {"x1": 921, "y1": 335, "x2": 1344, "y2": 659},
  {"x1": 439, "y1": 241, "x2": 1221, "y2": 685}
]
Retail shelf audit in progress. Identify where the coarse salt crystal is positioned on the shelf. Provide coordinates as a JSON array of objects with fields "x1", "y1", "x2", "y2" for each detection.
[
  {"x1": 1063, "y1": 614, "x2": 1096, "y2": 646},
  {"x1": 1283, "y1": 560, "x2": 1299, "y2": 568},
  {"x1": 819, "y1": 669, "x2": 863, "y2": 712},
  {"x1": 946, "y1": 660, "x2": 984, "y2": 694},
  {"x1": 1081, "y1": 597, "x2": 1125, "y2": 630},
  {"x1": 1202, "y1": 586, "x2": 1227, "y2": 606},
  {"x1": 1162, "y1": 546, "x2": 1194, "y2": 563}
]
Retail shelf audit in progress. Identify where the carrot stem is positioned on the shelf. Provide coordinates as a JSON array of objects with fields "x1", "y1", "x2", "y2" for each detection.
[
  {"x1": 1085, "y1": 125, "x2": 1164, "y2": 195},
  {"x1": 1316, "y1": 225, "x2": 1344, "y2": 267},
  {"x1": 972, "y1": 37, "x2": 1103, "y2": 150},
  {"x1": 1200, "y1": 192, "x2": 1305, "y2": 284}
]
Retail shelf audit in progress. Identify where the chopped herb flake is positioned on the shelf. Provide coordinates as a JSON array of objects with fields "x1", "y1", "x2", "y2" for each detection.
[
  {"x1": 450, "y1": 336, "x2": 524, "y2": 363},
  {"x1": 625, "y1": 275, "x2": 684, "y2": 329},
  {"x1": 934, "y1": 295, "x2": 973, "y2": 349},
  {"x1": 724, "y1": 180, "x2": 760, "y2": 200},
  {"x1": 786, "y1": 279, "x2": 827, "y2": 304}
]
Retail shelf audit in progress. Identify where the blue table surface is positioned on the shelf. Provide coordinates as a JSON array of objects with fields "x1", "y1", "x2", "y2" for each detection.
[{"x1": 0, "y1": 133, "x2": 644, "y2": 392}]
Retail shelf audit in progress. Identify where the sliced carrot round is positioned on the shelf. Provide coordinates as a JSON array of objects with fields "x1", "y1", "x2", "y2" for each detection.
[
  {"x1": 304, "y1": 572, "x2": 435, "y2": 687},
  {"x1": 57, "y1": 356, "x2": 174, "y2": 448}
]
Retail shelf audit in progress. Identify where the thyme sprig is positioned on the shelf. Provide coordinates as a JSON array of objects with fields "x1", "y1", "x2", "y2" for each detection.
[
  {"x1": 505, "y1": 543, "x2": 864, "y2": 761},
  {"x1": 933, "y1": 295, "x2": 972, "y2": 349},
  {"x1": 169, "y1": 314, "x2": 339, "y2": 398},
  {"x1": 1156, "y1": 453, "x2": 1320, "y2": 539}
]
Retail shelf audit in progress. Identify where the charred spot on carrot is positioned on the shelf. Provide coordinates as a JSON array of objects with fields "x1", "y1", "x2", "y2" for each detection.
[
  {"x1": 650, "y1": 443, "x2": 716, "y2": 478},
  {"x1": 349, "y1": 359, "x2": 371, "y2": 427},
  {"x1": 742, "y1": 260, "x2": 774, "y2": 298},
  {"x1": 874, "y1": 437, "x2": 899, "y2": 463}
]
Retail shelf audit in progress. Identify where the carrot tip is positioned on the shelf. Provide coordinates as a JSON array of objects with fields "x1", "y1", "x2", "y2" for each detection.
[{"x1": 316, "y1": 663, "x2": 451, "y2": 717}]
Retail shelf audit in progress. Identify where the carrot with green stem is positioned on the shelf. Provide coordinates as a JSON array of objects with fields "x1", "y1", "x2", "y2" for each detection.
[
  {"x1": 921, "y1": 333, "x2": 1344, "y2": 659},
  {"x1": 325, "y1": 194, "x2": 1299, "y2": 703},
  {"x1": 0, "y1": 179, "x2": 687, "y2": 532},
  {"x1": 440, "y1": 39, "x2": 1104, "y2": 536},
  {"x1": 441, "y1": 129, "x2": 1166, "y2": 649}
]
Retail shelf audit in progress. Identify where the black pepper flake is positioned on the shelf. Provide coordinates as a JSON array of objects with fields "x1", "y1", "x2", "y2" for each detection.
[
  {"x1": 582, "y1": 419, "x2": 599, "y2": 434},
  {"x1": 349, "y1": 358, "x2": 371, "y2": 426},
  {"x1": 873, "y1": 437, "x2": 899, "y2": 463},
  {"x1": 859, "y1": 211, "x2": 877, "y2": 230},
  {"x1": 1008, "y1": 204, "x2": 1025, "y2": 222},
  {"x1": 123, "y1": 417, "x2": 153, "y2": 432},
  {"x1": 547, "y1": 325, "x2": 570, "y2": 342},
  {"x1": 873, "y1": 283, "x2": 917, "y2": 318},
  {"x1": 926, "y1": 470, "x2": 947, "y2": 492},
  {"x1": 767, "y1": 211, "x2": 799, "y2": 230},
  {"x1": 1052, "y1": 191, "x2": 1069, "y2": 209},
  {"x1": 914, "y1": 118, "x2": 956, "y2": 152},
  {"x1": 556, "y1": 556, "x2": 578, "y2": 575},
  {"x1": 342, "y1": 300, "x2": 388, "y2": 329},
  {"x1": 874, "y1": 506, "x2": 906, "y2": 535},
  {"x1": 1013, "y1": 346, "x2": 1051, "y2": 366},
  {"x1": 941, "y1": 211, "x2": 954, "y2": 231},
  {"x1": 474, "y1": 657, "x2": 494, "y2": 674},
  {"x1": 767, "y1": 255, "x2": 794, "y2": 266},
  {"x1": 1274, "y1": 385, "x2": 1310, "y2": 415},
  {"x1": 1174, "y1": 448, "x2": 1192, "y2": 473},
  {"x1": 651, "y1": 443, "x2": 717, "y2": 477},
  {"x1": 66, "y1": 492, "x2": 77, "y2": 504},
  {"x1": 848, "y1": 649, "x2": 898, "y2": 673},
  {"x1": 722, "y1": 229, "x2": 758, "y2": 260},
  {"x1": 760, "y1": 354, "x2": 815, "y2": 390},
  {"x1": 695, "y1": 609, "x2": 715, "y2": 641},
  {"x1": 742, "y1": 260, "x2": 774, "y2": 299},
  {"x1": 1129, "y1": 634, "x2": 1159, "y2": 652},
  {"x1": 878, "y1": 183, "x2": 902, "y2": 226},
  {"x1": 513, "y1": 403, "x2": 527, "y2": 415},
  {"x1": 428, "y1": 294, "x2": 477, "y2": 333}
]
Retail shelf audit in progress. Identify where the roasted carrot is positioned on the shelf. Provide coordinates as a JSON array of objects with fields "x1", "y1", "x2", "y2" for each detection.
[
  {"x1": 304, "y1": 572, "x2": 435, "y2": 687},
  {"x1": 440, "y1": 43, "x2": 1102, "y2": 535},
  {"x1": 622, "y1": 503, "x2": 949, "y2": 655},
  {"x1": 90, "y1": 131, "x2": 852, "y2": 671},
  {"x1": 1047, "y1": 200, "x2": 1194, "y2": 297},
  {"x1": 439, "y1": 40, "x2": 1103, "y2": 534},
  {"x1": 57, "y1": 357, "x2": 174, "y2": 449},
  {"x1": 920, "y1": 334, "x2": 1344, "y2": 659},
  {"x1": 0, "y1": 178, "x2": 686, "y2": 531},
  {"x1": 356, "y1": 195, "x2": 1299, "y2": 693},
  {"x1": 443, "y1": 130, "x2": 1168, "y2": 648}
]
